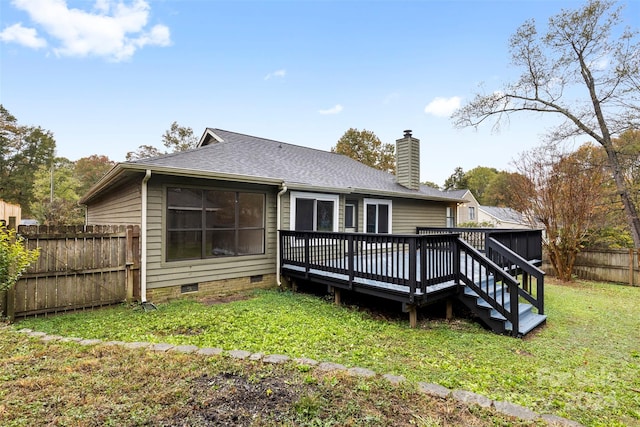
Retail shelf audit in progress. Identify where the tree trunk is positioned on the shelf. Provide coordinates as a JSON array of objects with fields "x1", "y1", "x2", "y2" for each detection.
[{"x1": 604, "y1": 147, "x2": 640, "y2": 248}]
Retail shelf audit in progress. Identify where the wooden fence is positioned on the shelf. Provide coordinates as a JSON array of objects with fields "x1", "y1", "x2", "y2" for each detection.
[
  {"x1": 1, "y1": 225, "x2": 140, "y2": 319},
  {"x1": 543, "y1": 248, "x2": 640, "y2": 286}
]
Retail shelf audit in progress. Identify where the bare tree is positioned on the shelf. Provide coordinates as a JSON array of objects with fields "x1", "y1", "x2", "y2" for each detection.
[
  {"x1": 511, "y1": 143, "x2": 606, "y2": 281},
  {"x1": 453, "y1": 0, "x2": 640, "y2": 246}
]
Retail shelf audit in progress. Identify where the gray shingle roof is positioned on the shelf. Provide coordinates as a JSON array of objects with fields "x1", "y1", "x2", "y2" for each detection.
[
  {"x1": 479, "y1": 205, "x2": 526, "y2": 224},
  {"x1": 128, "y1": 129, "x2": 459, "y2": 201}
]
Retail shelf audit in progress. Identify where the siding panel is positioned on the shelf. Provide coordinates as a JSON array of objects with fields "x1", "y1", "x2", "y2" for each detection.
[{"x1": 86, "y1": 179, "x2": 141, "y2": 225}]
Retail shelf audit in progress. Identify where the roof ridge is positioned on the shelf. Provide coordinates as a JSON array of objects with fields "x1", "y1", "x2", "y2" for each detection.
[{"x1": 211, "y1": 128, "x2": 354, "y2": 157}]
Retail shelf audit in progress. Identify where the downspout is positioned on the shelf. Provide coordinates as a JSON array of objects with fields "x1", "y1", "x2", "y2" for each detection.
[
  {"x1": 276, "y1": 182, "x2": 288, "y2": 288},
  {"x1": 141, "y1": 169, "x2": 151, "y2": 302}
]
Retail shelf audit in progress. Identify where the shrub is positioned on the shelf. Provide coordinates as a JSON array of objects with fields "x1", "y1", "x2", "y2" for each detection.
[{"x1": 0, "y1": 226, "x2": 39, "y2": 292}]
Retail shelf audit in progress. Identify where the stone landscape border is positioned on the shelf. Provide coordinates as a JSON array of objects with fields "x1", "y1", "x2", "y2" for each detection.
[{"x1": 12, "y1": 328, "x2": 583, "y2": 426}]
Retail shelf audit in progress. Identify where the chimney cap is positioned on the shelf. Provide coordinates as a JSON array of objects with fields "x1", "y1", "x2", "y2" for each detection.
[{"x1": 403, "y1": 129, "x2": 412, "y2": 138}]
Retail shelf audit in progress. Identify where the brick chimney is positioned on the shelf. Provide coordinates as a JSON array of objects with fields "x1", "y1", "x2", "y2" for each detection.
[{"x1": 396, "y1": 130, "x2": 420, "y2": 190}]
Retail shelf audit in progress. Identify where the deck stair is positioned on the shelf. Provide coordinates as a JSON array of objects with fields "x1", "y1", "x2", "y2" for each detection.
[{"x1": 459, "y1": 279, "x2": 547, "y2": 336}]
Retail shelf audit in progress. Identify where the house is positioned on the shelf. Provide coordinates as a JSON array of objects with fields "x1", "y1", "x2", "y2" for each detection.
[
  {"x1": 446, "y1": 189, "x2": 532, "y2": 229},
  {"x1": 80, "y1": 129, "x2": 464, "y2": 303},
  {"x1": 0, "y1": 200, "x2": 21, "y2": 229}
]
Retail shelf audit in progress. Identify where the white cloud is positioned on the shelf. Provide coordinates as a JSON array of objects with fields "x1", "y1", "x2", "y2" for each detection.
[
  {"x1": 264, "y1": 69, "x2": 286, "y2": 80},
  {"x1": 318, "y1": 104, "x2": 343, "y2": 115},
  {"x1": 4, "y1": 0, "x2": 171, "y2": 61},
  {"x1": 424, "y1": 96, "x2": 461, "y2": 118},
  {"x1": 0, "y1": 23, "x2": 47, "y2": 48}
]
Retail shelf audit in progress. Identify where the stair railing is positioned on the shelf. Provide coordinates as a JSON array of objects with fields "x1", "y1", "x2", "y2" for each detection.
[
  {"x1": 486, "y1": 237, "x2": 545, "y2": 315},
  {"x1": 455, "y1": 238, "x2": 521, "y2": 336}
]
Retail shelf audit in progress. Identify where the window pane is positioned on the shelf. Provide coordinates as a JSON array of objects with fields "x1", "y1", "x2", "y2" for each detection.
[
  {"x1": 295, "y1": 199, "x2": 314, "y2": 231},
  {"x1": 239, "y1": 193, "x2": 264, "y2": 227},
  {"x1": 238, "y1": 229, "x2": 264, "y2": 255},
  {"x1": 316, "y1": 200, "x2": 334, "y2": 231},
  {"x1": 345, "y1": 205, "x2": 354, "y2": 228},
  {"x1": 168, "y1": 188, "x2": 202, "y2": 208},
  {"x1": 378, "y1": 204, "x2": 389, "y2": 234},
  {"x1": 206, "y1": 191, "x2": 235, "y2": 228},
  {"x1": 209, "y1": 230, "x2": 236, "y2": 256},
  {"x1": 366, "y1": 205, "x2": 377, "y2": 233},
  {"x1": 167, "y1": 230, "x2": 202, "y2": 260},
  {"x1": 168, "y1": 209, "x2": 202, "y2": 229}
]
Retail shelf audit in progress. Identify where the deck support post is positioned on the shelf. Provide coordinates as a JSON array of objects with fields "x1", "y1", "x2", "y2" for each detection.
[
  {"x1": 408, "y1": 305, "x2": 417, "y2": 328},
  {"x1": 446, "y1": 299, "x2": 453, "y2": 321},
  {"x1": 332, "y1": 287, "x2": 341, "y2": 305}
]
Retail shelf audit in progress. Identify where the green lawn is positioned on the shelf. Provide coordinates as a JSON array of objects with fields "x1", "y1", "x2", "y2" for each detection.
[{"x1": 13, "y1": 279, "x2": 640, "y2": 426}]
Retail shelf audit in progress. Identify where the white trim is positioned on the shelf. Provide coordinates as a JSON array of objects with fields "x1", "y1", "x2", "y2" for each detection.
[
  {"x1": 141, "y1": 169, "x2": 151, "y2": 302},
  {"x1": 363, "y1": 198, "x2": 392, "y2": 234},
  {"x1": 290, "y1": 191, "x2": 339, "y2": 232},
  {"x1": 276, "y1": 183, "x2": 288, "y2": 287}
]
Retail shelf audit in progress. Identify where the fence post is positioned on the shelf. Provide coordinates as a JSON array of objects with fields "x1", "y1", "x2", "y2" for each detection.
[
  {"x1": 6, "y1": 286, "x2": 15, "y2": 322},
  {"x1": 629, "y1": 249, "x2": 635, "y2": 286},
  {"x1": 0, "y1": 289, "x2": 6, "y2": 319},
  {"x1": 125, "y1": 225, "x2": 135, "y2": 302}
]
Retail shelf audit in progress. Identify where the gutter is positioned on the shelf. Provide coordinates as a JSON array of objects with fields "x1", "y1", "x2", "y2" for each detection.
[
  {"x1": 141, "y1": 169, "x2": 151, "y2": 302},
  {"x1": 276, "y1": 182, "x2": 288, "y2": 288}
]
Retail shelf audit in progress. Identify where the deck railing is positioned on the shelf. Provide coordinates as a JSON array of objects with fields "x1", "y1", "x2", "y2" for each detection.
[
  {"x1": 416, "y1": 227, "x2": 543, "y2": 262},
  {"x1": 279, "y1": 231, "x2": 458, "y2": 302},
  {"x1": 280, "y1": 229, "x2": 544, "y2": 336}
]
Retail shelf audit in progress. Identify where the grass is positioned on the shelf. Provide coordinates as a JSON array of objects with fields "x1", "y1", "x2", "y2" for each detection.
[
  {"x1": 8, "y1": 279, "x2": 640, "y2": 426},
  {"x1": 0, "y1": 328, "x2": 541, "y2": 427}
]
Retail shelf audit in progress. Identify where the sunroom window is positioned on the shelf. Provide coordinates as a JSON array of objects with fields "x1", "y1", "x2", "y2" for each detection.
[{"x1": 167, "y1": 187, "x2": 265, "y2": 261}]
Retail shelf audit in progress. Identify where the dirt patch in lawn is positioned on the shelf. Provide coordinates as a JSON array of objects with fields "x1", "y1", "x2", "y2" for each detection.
[
  {"x1": 153, "y1": 371, "x2": 313, "y2": 426},
  {"x1": 149, "y1": 367, "x2": 521, "y2": 427}
]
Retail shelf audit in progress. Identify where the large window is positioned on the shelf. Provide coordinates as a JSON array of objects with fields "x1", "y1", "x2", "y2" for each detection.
[
  {"x1": 363, "y1": 198, "x2": 392, "y2": 234},
  {"x1": 290, "y1": 192, "x2": 339, "y2": 232},
  {"x1": 167, "y1": 187, "x2": 265, "y2": 261}
]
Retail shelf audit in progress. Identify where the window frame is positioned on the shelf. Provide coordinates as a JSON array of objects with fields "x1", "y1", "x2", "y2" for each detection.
[
  {"x1": 363, "y1": 198, "x2": 392, "y2": 234},
  {"x1": 469, "y1": 206, "x2": 476, "y2": 221},
  {"x1": 289, "y1": 191, "x2": 339, "y2": 232},
  {"x1": 344, "y1": 201, "x2": 357, "y2": 230},
  {"x1": 446, "y1": 206, "x2": 455, "y2": 227},
  {"x1": 166, "y1": 186, "x2": 266, "y2": 261}
]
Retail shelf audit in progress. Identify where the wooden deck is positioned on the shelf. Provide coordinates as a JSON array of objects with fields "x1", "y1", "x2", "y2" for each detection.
[{"x1": 280, "y1": 229, "x2": 546, "y2": 337}]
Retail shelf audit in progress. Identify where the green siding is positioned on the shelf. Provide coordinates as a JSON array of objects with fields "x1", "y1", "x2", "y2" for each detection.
[
  {"x1": 391, "y1": 198, "x2": 452, "y2": 233},
  {"x1": 85, "y1": 178, "x2": 142, "y2": 225}
]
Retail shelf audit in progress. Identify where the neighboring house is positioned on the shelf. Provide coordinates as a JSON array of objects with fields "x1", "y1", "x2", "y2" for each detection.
[
  {"x1": 478, "y1": 205, "x2": 531, "y2": 229},
  {"x1": 80, "y1": 129, "x2": 464, "y2": 303},
  {"x1": 0, "y1": 200, "x2": 21, "y2": 229},
  {"x1": 446, "y1": 189, "x2": 532, "y2": 229},
  {"x1": 445, "y1": 189, "x2": 477, "y2": 225}
]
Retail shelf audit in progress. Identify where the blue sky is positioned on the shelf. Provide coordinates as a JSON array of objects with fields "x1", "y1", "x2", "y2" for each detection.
[{"x1": 1, "y1": 0, "x2": 638, "y2": 186}]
